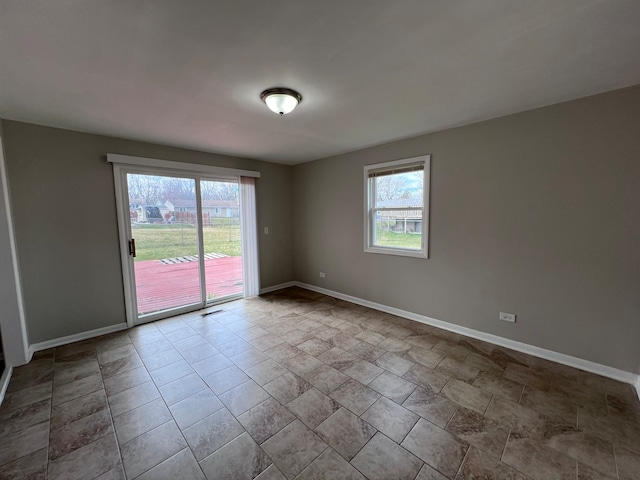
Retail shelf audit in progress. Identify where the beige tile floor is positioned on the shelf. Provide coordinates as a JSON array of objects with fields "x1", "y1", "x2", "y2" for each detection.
[{"x1": 1, "y1": 286, "x2": 639, "y2": 479}]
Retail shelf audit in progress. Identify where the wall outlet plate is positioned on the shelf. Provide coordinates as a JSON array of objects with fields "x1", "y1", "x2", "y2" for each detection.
[
  {"x1": 499, "y1": 312, "x2": 516, "y2": 323},
  {"x1": 319, "y1": 272, "x2": 326, "y2": 278}
]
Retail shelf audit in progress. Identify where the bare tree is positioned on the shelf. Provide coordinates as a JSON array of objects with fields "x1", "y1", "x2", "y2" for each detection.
[
  {"x1": 201, "y1": 180, "x2": 239, "y2": 202},
  {"x1": 161, "y1": 177, "x2": 195, "y2": 201},
  {"x1": 127, "y1": 174, "x2": 163, "y2": 205},
  {"x1": 375, "y1": 172, "x2": 421, "y2": 201},
  {"x1": 128, "y1": 174, "x2": 239, "y2": 204}
]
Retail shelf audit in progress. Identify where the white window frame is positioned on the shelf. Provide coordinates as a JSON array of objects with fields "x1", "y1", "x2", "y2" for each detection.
[{"x1": 364, "y1": 155, "x2": 430, "y2": 259}]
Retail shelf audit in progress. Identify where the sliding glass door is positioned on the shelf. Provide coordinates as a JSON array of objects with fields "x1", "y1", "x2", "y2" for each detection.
[
  {"x1": 127, "y1": 173, "x2": 203, "y2": 316},
  {"x1": 200, "y1": 179, "x2": 243, "y2": 302},
  {"x1": 118, "y1": 169, "x2": 244, "y2": 324}
]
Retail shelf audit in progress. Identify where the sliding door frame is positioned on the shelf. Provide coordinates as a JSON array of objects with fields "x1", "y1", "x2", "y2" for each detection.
[{"x1": 109, "y1": 154, "x2": 260, "y2": 328}]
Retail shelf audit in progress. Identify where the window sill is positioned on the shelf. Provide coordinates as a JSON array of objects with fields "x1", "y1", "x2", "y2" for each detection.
[{"x1": 364, "y1": 246, "x2": 428, "y2": 259}]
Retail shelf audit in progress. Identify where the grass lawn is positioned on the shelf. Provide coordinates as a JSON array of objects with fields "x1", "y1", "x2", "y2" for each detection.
[
  {"x1": 375, "y1": 229, "x2": 422, "y2": 250},
  {"x1": 132, "y1": 223, "x2": 241, "y2": 261}
]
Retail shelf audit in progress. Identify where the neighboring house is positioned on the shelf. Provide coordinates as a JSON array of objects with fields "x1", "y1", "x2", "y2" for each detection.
[
  {"x1": 128, "y1": 199, "x2": 239, "y2": 224},
  {"x1": 165, "y1": 199, "x2": 239, "y2": 221},
  {"x1": 128, "y1": 199, "x2": 167, "y2": 223},
  {"x1": 377, "y1": 198, "x2": 423, "y2": 233}
]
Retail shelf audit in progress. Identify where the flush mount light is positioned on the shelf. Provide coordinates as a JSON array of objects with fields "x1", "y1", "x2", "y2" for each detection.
[{"x1": 260, "y1": 87, "x2": 302, "y2": 116}]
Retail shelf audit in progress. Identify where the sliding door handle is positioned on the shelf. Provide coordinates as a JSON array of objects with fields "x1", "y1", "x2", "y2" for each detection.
[{"x1": 128, "y1": 239, "x2": 136, "y2": 257}]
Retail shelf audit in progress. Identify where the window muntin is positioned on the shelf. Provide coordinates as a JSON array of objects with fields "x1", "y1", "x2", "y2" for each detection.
[{"x1": 365, "y1": 155, "x2": 430, "y2": 258}]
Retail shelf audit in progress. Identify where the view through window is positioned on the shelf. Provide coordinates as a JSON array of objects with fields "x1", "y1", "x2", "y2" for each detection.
[
  {"x1": 365, "y1": 155, "x2": 430, "y2": 258},
  {"x1": 127, "y1": 173, "x2": 242, "y2": 316}
]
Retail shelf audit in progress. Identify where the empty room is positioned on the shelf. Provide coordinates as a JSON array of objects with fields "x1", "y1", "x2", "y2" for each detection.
[{"x1": 0, "y1": 1, "x2": 639, "y2": 479}]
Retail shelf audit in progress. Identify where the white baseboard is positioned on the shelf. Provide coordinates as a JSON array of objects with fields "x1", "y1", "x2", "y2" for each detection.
[
  {"x1": 260, "y1": 281, "x2": 298, "y2": 295},
  {"x1": 29, "y1": 323, "x2": 128, "y2": 354},
  {"x1": 0, "y1": 366, "x2": 13, "y2": 406},
  {"x1": 295, "y1": 282, "x2": 640, "y2": 388}
]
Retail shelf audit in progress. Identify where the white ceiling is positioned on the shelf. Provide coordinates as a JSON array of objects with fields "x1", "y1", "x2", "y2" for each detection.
[{"x1": 1, "y1": 1, "x2": 640, "y2": 165}]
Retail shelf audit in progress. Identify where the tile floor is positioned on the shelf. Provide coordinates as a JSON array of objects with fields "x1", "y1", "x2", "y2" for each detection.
[{"x1": 1, "y1": 286, "x2": 639, "y2": 479}]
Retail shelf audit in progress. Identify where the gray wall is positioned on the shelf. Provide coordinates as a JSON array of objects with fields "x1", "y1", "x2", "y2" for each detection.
[
  {"x1": 2, "y1": 121, "x2": 293, "y2": 344},
  {"x1": 292, "y1": 85, "x2": 640, "y2": 373},
  {"x1": 3, "y1": 85, "x2": 639, "y2": 373}
]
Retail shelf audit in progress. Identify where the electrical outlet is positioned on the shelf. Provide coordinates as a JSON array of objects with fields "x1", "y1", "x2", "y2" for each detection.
[
  {"x1": 499, "y1": 312, "x2": 516, "y2": 323},
  {"x1": 319, "y1": 272, "x2": 326, "y2": 278},
  {"x1": 264, "y1": 227, "x2": 269, "y2": 234}
]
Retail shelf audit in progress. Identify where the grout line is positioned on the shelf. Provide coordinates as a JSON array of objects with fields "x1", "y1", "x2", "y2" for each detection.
[
  {"x1": 443, "y1": 406, "x2": 459, "y2": 431},
  {"x1": 481, "y1": 393, "x2": 493, "y2": 416},
  {"x1": 612, "y1": 444, "x2": 620, "y2": 480},
  {"x1": 294, "y1": 445, "x2": 331, "y2": 478},
  {"x1": 99, "y1": 381, "x2": 126, "y2": 478},
  {"x1": 116, "y1": 419, "x2": 174, "y2": 473},
  {"x1": 500, "y1": 430, "x2": 513, "y2": 461},
  {"x1": 500, "y1": 431, "x2": 532, "y2": 479},
  {"x1": 397, "y1": 413, "x2": 421, "y2": 445},
  {"x1": 517, "y1": 384, "x2": 525, "y2": 404},
  {"x1": 453, "y1": 447, "x2": 471, "y2": 479}
]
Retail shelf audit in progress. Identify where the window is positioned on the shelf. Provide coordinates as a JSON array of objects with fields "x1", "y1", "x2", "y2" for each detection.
[{"x1": 364, "y1": 155, "x2": 430, "y2": 258}]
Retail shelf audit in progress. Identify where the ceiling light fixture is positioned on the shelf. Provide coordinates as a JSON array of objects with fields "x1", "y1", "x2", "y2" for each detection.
[{"x1": 260, "y1": 87, "x2": 302, "y2": 116}]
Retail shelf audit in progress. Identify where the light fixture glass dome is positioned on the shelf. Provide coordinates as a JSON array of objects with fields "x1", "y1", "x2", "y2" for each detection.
[{"x1": 261, "y1": 88, "x2": 302, "y2": 116}]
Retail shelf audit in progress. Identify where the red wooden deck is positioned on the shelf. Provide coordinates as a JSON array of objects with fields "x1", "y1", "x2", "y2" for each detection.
[{"x1": 134, "y1": 256, "x2": 243, "y2": 314}]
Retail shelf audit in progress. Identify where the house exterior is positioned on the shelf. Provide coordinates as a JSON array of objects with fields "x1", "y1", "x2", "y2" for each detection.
[
  {"x1": 376, "y1": 198, "x2": 423, "y2": 233},
  {"x1": 128, "y1": 199, "x2": 239, "y2": 224},
  {"x1": 164, "y1": 199, "x2": 239, "y2": 219}
]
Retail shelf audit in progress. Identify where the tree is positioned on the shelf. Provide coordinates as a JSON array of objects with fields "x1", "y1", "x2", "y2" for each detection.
[
  {"x1": 201, "y1": 180, "x2": 239, "y2": 202},
  {"x1": 127, "y1": 174, "x2": 163, "y2": 205},
  {"x1": 375, "y1": 172, "x2": 422, "y2": 201},
  {"x1": 161, "y1": 177, "x2": 195, "y2": 201},
  {"x1": 127, "y1": 174, "x2": 239, "y2": 204}
]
